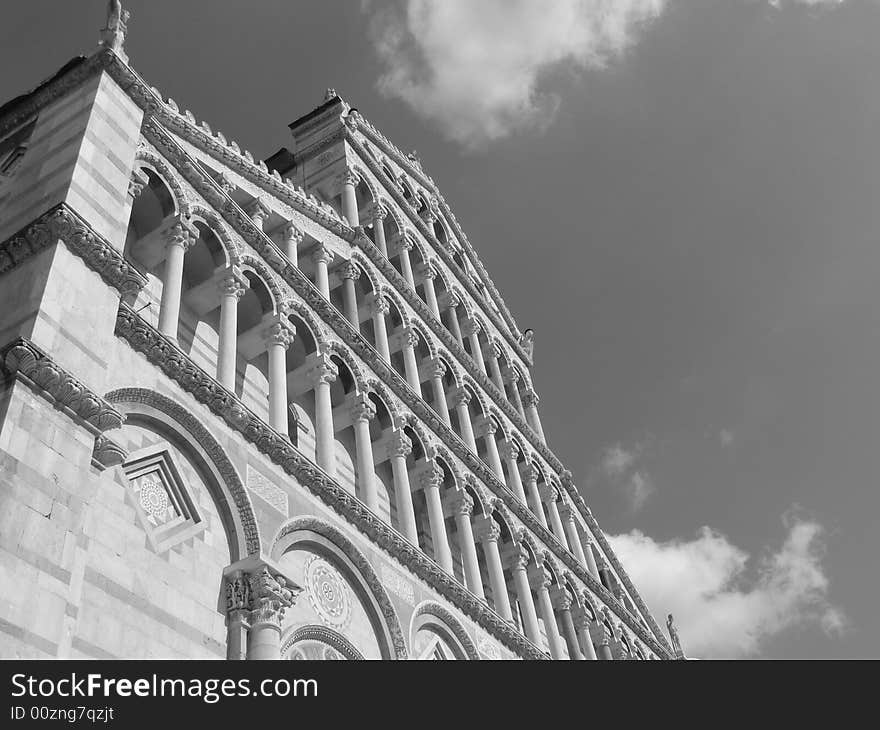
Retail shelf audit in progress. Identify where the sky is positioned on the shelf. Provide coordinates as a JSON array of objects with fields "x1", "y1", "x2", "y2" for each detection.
[{"x1": 1, "y1": 0, "x2": 877, "y2": 658}]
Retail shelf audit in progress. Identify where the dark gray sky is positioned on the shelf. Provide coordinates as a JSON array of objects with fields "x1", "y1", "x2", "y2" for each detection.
[{"x1": 2, "y1": 0, "x2": 877, "y2": 658}]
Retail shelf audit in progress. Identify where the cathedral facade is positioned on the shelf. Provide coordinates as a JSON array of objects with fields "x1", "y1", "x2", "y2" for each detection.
[{"x1": 0, "y1": 8, "x2": 674, "y2": 660}]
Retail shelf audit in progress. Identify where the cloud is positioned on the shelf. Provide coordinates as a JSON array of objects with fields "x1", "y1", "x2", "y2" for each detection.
[
  {"x1": 769, "y1": 0, "x2": 846, "y2": 7},
  {"x1": 600, "y1": 442, "x2": 656, "y2": 511},
  {"x1": 607, "y1": 510, "x2": 847, "y2": 657},
  {"x1": 719, "y1": 429, "x2": 735, "y2": 447},
  {"x1": 365, "y1": 0, "x2": 667, "y2": 149}
]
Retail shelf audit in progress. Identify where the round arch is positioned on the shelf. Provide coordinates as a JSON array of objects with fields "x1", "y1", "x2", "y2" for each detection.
[
  {"x1": 133, "y1": 149, "x2": 190, "y2": 217},
  {"x1": 281, "y1": 624, "x2": 365, "y2": 661},
  {"x1": 271, "y1": 516, "x2": 408, "y2": 660},
  {"x1": 410, "y1": 601, "x2": 479, "y2": 660}
]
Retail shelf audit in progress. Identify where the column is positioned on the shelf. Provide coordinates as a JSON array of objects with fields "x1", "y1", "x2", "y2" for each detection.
[
  {"x1": 225, "y1": 563, "x2": 300, "y2": 661},
  {"x1": 522, "y1": 388, "x2": 546, "y2": 441},
  {"x1": 450, "y1": 387, "x2": 477, "y2": 452},
  {"x1": 582, "y1": 538, "x2": 601, "y2": 580},
  {"x1": 350, "y1": 395, "x2": 378, "y2": 511},
  {"x1": 511, "y1": 548, "x2": 541, "y2": 644},
  {"x1": 463, "y1": 318, "x2": 487, "y2": 374},
  {"x1": 216, "y1": 269, "x2": 247, "y2": 390},
  {"x1": 522, "y1": 463, "x2": 548, "y2": 528},
  {"x1": 442, "y1": 293, "x2": 465, "y2": 347},
  {"x1": 312, "y1": 245, "x2": 333, "y2": 299},
  {"x1": 340, "y1": 169, "x2": 360, "y2": 227},
  {"x1": 532, "y1": 567, "x2": 565, "y2": 659},
  {"x1": 266, "y1": 320, "x2": 295, "y2": 437},
  {"x1": 388, "y1": 431, "x2": 418, "y2": 546},
  {"x1": 395, "y1": 235, "x2": 416, "y2": 289},
  {"x1": 340, "y1": 262, "x2": 361, "y2": 330},
  {"x1": 541, "y1": 486, "x2": 569, "y2": 550},
  {"x1": 573, "y1": 608, "x2": 598, "y2": 660},
  {"x1": 371, "y1": 204, "x2": 388, "y2": 256},
  {"x1": 474, "y1": 518, "x2": 512, "y2": 621},
  {"x1": 158, "y1": 219, "x2": 196, "y2": 339},
  {"x1": 554, "y1": 593, "x2": 584, "y2": 660},
  {"x1": 450, "y1": 492, "x2": 485, "y2": 599},
  {"x1": 499, "y1": 440, "x2": 527, "y2": 503},
  {"x1": 591, "y1": 621, "x2": 614, "y2": 661},
  {"x1": 420, "y1": 465, "x2": 453, "y2": 573},
  {"x1": 428, "y1": 358, "x2": 452, "y2": 427},
  {"x1": 245, "y1": 198, "x2": 271, "y2": 232},
  {"x1": 281, "y1": 221, "x2": 303, "y2": 266},
  {"x1": 504, "y1": 367, "x2": 525, "y2": 416},
  {"x1": 476, "y1": 418, "x2": 505, "y2": 481},
  {"x1": 369, "y1": 293, "x2": 391, "y2": 364},
  {"x1": 418, "y1": 262, "x2": 441, "y2": 319},
  {"x1": 485, "y1": 343, "x2": 506, "y2": 393},
  {"x1": 559, "y1": 504, "x2": 588, "y2": 567},
  {"x1": 309, "y1": 356, "x2": 338, "y2": 476},
  {"x1": 400, "y1": 327, "x2": 421, "y2": 392}
]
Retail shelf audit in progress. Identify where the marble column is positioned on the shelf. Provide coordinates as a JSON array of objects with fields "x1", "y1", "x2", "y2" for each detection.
[
  {"x1": 463, "y1": 318, "x2": 487, "y2": 374},
  {"x1": 418, "y1": 261, "x2": 441, "y2": 319},
  {"x1": 573, "y1": 608, "x2": 598, "y2": 660},
  {"x1": 476, "y1": 418, "x2": 505, "y2": 481},
  {"x1": 559, "y1": 504, "x2": 588, "y2": 568},
  {"x1": 522, "y1": 388, "x2": 546, "y2": 441},
  {"x1": 388, "y1": 431, "x2": 418, "y2": 546},
  {"x1": 265, "y1": 320, "x2": 295, "y2": 437},
  {"x1": 158, "y1": 220, "x2": 197, "y2": 339},
  {"x1": 371, "y1": 204, "x2": 388, "y2": 256},
  {"x1": 451, "y1": 492, "x2": 485, "y2": 599},
  {"x1": 400, "y1": 327, "x2": 421, "y2": 392},
  {"x1": 420, "y1": 465, "x2": 453, "y2": 573},
  {"x1": 499, "y1": 440, "x2": 527, "y2": 503},
  {"x1": 504, "y1": 367, "x2": 525, "y2": 416},
  {"x1": 554, "y1": 594, "x2": 584, "y2": 660},
  {"x1": 309, "y1": 357, "x2": 338, "y2": 476},
  {"x1": 485, "y1": 343, "x2": 506, "y2": 394},
  {"x1": 591, "y1": 621, "x2": 614, "y2": 661},
  {"x1": 369, "y1": 293, "x2": 391, "y2": 364},
  {"x1": 522, "y1": 463, "x2": 548, "y2": 528},
  {"x1": 395, "y1": 235, "x2": 416, "y2": 289},
  {"x1": 443, "y1": 293, "x2": 465, "y2": 348},
  {"x1": 312, "y1": 245, "x2": 334, "y2": 299},
  {"x1": 340, "y1": 262, "x2": 361, "y2": 330},
  {"x1": 281, "y1": 221, "x2": 302, "y2": 266},
  {"x1": 541, "y1": 486, "x2": 569, "y2": 550},
  {"x1": 340, "y1": 169, "x2": 360, "y2": 227},
  {"x1": 245, "y1": 198, "x2": 271, "y2": 232},
  {"x1": 350, "y1": 395, "x2": 378, "y2": 512},
  {"x1": 450, "y1": 387, "x2": 477, "y2": 452},
  {"x1": 216, "y1": 269, "x2": 247, "y2": 390},
  {"x1": 582, "y1": 537, "x2": 601, "y2": 580},
  {"x1": 532, "y1": 567, "x2": 565, "y2": 660},
  {"x1": 474, "y1": 518, "x2": 512, "y2": 621},
  {"x1": 428, "y1": 358, "x2": 452, "y2": 427},
  {"x1": 511, "y1": 549, "x2": 541, "y2": 645}
]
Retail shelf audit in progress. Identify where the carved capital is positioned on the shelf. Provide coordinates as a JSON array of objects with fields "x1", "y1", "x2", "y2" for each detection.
[
  {"x1": 427, "y1": 357, "x2": 447, "y2": 380},
  {"x1": 416, "y1": 261, "x2": 437, "y2": 280},
  {"x1": 474, "y1": 416, "x2": 497, "y2": 438},
  {"x1": 387, "y1": 430, "x2": 412, "y2": 459},
  {"x1": 522, "y1": 388, "x2": 540, "y2": 408},
  {"x1": 307, "y1": 358, "x2": 338, "y2": 386},
  {"x1": 501, "y1": 366, "x2": 520, "y2": 384},
  {"x1": 165, "y1": 219, "x2": 197, "y2": 251},
  {"x1": 557, "y1": 502, "x2": 577, "y2": 525},
  {"x1": 281, "y1": 221, "x2": 304, "y2": 245},
  {"x1": 520, "y1": 462, "x2": 541, "y2": 485},
  {"x1": 402, "y1": 327, "x2": 419, "y2": 349},
  {"x1": 538, "y1": 481, "x2": 559, "y2": 504},
  {"x1": 128, "y1": 169, "x2": 149, "y2": 199},
  {"x1": 369, "y1": 293, "x2": 390, "y2": 317},
  {"x1": 449, "y1": 386, "x2": 471, "y2": 409},
  {"x1": 218, "y1": 268, "x2": 248, "y2": 299},
  {"x1": 462, "y1": 317, "x2": 481, "y2": 337},
  {"x1": 449, "y1": 490, "x2": 474, "y2": 517},
  {"x1": 339, "y1": 168, "x2": 360, "y2": 188},
  {"x1": 473, "y1": 517, "x2": 501, "y2": 544},
  {"x1": 510, "y1": 544, "x2": 531, "y2": 570},
  {"x1": 370, "y1": 203, "x2": 388, "y2": 222},
  {"x1": 349, "y1": 395, "x2": 376, "y2": 423},
  {"x1": 418, "y1": 464, "x2": 443, "y2": 491},
  {"x1": 244, "y1": 197, "x2": 271, "y2": 223},
  {"x1": 528, "y1": 565, "x2": 552, "y2": 591},
  {"x1": 91, "y1": 434, "x2": 127, "y2": 471},
  {"x1": 499, "y1": 439, "x2": 520, "y2": 463},
  {"x1": 339, "y1": 261, "x2": 361, "y2": 281},
  {"x1": 264, "y1": 321, "x2": 296, "y2": 349},
  {"x1": 311, "y1": 244, "x2": 334, "y2": 266}
]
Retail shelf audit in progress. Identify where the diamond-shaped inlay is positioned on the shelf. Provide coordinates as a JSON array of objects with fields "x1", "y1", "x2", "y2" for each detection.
[{"x1": 122, "y1": 445, "x2": 203, "y2": 554}]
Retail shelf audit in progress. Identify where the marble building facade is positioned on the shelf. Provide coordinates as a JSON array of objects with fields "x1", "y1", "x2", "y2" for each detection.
[{"x1": 0, "y1": 7, "x2": 675, "y2": 660}]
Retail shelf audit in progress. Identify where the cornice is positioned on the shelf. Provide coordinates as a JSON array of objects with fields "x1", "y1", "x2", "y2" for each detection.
[
  {"x1": 114, "y1": 304, "x2": 548, "y2": 660},
  {"x1": 1, "y1": 337, "x2": 125, "y2": 435},
  {"x1": 133, "y1": 120, "x2": 670, "y2": 655},
  {"x1": 0, "y1": 203, "x2": 148, "y2": 296}
]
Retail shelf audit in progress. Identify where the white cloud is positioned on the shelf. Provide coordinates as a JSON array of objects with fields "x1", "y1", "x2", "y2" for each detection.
[
  {"x1": 600, "y1": 442, "x2": 655, "y2": 511},
  {"x1": 769, "y1": 0, "x2": 846, "y2": 7},
  {"x1": 607, "y1": 510, "x2": 847, "y2": 657},
  {"x1": 365, "y1": 0, "x2": 667, "y2": 149}
]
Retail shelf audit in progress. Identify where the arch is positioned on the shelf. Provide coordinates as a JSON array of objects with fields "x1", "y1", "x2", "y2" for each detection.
[
  {"x1": 377, "y1": 285, "x2": 411, "y2": 330},
  {"x1": 104, "y1": 388, "x2": 260, "y2": 558},
  {"x1": 399, "y1": 413, "x2": 437, "y2": 459},
  {"x1": 364, "y1": 379, "x2": 404, "y2": 428},
  {"x1": 352, "y1": 165, "x2": 380, "y2": 203},
  {"x1": 187, "y1": 205, "x2": 242, "y2": 266},
  {"x1": 409, "y1": 320, "x2": 438, "y2": 360},
  {"x1": 281, "y1": 624, "x2": 365, "y2": 660},
  {"x1": 271, "y1": 516, "x2": 408, "y2": 659},
  {"x1": 410, "y1": 601, "x2": 479, "y2": 660},
  {"x1": 322, "y1": 340, "x2": 368, "y2": 391},
  {"x1": 432, "y1": 447, "x2": 461, "y2": 489},
  {"x1": 239, "y1": 254, "x2": 284, "y2": 313},
  {"x1": 461, "y1": 377, "x2": 488, "y2": 419},
  {"x1": 348, "y1": 251, "x2": 382, "y2": 294},
  {"x1": 436, "y1": 352, "x2": 463, "y2": 390},
  {"x1": 134, "y1": 148, "x2": 190, "y2": 217},
  {"x1": 282, "y1": 298, "x2": 330, "y2": 349}
]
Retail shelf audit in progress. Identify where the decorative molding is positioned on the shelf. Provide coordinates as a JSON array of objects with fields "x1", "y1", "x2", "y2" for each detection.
[
  {"x1": 412, "y1": 600, "x2": 480, "y2": 661},
  {"x1": 1, "y1": 337, "x2": 124, "y2": 435},
  {"x1": 281, "y1": 624, "x2": 365, "y2": 661},
  {"x1": 0, "y1": 203, "x2": 147, "y2": 296}
]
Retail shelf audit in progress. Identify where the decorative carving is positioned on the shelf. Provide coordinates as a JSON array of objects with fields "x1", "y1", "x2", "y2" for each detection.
[
  {"x1": 349, "y1": 396, "x2": 376, "y2": 423},
  {"x1": 305, "y1": 555, "x2": 352, "y2": 630},
  {"x1": 311, "y1": 244, "x2": 334, "y2": 266},
  {"x1": 91, "y1": 434, "x2": 127, "y2": 471},
  {"x1": 99, "y1": 0, "x2": 130, "y2": 60},
  {"x1": 264, "y1": 321, "x2": 295, "y2": 349},
  {"x1": 128, "y1": 169, "x2": 149, "y2": 199},
  {"x1": 216, "y1": 171, "x2": 236, "y2": 194},
  {"x1": 522, "y1": 389, "x2": 540, "y2": 408},
  {"x1": 418, "y1": 464, "x2": 443, "y2": 491},
  {"x1": 666, "y1": 614, "x2": 685, "y2": 659},
  {"x1": 449, "y1": 490, "x2": 474, "y2": 516},
  {"x1": 339, "y1": 261, "x2": 361, "y2": 281},
  {"x1": 413, "y1": 601, "x2": 480, "y2": 661},
  {"x1": 521, "y1": 328, "x2": 535, "y2": 360},
  {"x1": 281, "y1": 221, "x2": 304, "y2": 245},
  {"x1": 387, "y1": 430, "x2": 412, "y2": 459}
]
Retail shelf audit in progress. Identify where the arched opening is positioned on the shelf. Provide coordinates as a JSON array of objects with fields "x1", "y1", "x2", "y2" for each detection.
[
  {"x1": 368, "y1": 391, "x2": 396, "y2": 526},
  {"x1": 233, "y1": 271, "x2": 276, "y2": 419},
  {"x1": 328, "y1": 355, "x2": 360, "y2": 496},
  {"x1": 283, "y1": 312, "x2": 322, "y2": 453}
]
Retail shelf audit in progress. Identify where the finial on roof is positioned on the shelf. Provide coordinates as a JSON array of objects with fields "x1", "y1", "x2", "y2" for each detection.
[
  {"x1": 666, "y1": 614, "x2": 686, "y2": 659},
  {"x1": 99, "y1": 1, "x2": 130, "y2": 62},
  {"x1": 521, "y1": 328, "x2": 534, "y2": 359},
  {"x1": 324, "y1": 88, "x2": 338, "y2": 102}
]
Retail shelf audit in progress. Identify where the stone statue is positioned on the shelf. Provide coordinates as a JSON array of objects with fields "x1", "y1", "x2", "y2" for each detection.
[
  {"x1": 666, "y1": 613, "x2": 684, "y2": 658},
  {"x1": 100, "y1": 1, "x2": 130, "y2": 60},
  {"x1": 522, "y1": 328, "x2": 535, "y2": 359}
]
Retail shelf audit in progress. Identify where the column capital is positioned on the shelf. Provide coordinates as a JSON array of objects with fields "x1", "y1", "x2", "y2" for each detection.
[
  {"x1": 509, "y1": 544, "x2": 531, "y2": 571},
  {"x1": 165, "y1": 218, "x2": 198, "y2": 251},
  {"x1": 128, "y1": 168, "x2": 149, "y2": 199},
  {"x1": 401, "y1": 326, "x2": 419, "y2": 348},
  {"x1": 551, "y1": 590, "x2": 573, "y2": 612},
  {"x1": 387, "y1": 430, "x2": 412, "y2": 459},
  {"x1": 368, "y1": 292, "x2": 390, "y2": 316},
  {"x1": 498, "y1": 438, "x2": 520, "y2": 463},
  {"x1": 448, "y1": 490, "x2": 474, "y2": 517},
  {"x1": 218, "y1": 267, "x2": 249, "y2": 299},
  {"x1": 370, "y1": 203, "x2": 388, "y2": 221},
  {"x1": 338, "y1": 168, "x2": 360, "y2": 188},
  {"x1": 438, "y1": 290, "x2": 461, "y2": 310},
  {"x1": 528, "y1": 565, "x2": 552, "y2": 591},
  {"x1": 311, "y1": 244, "x2": 334, "y2": 266},
  {"x1": 557, "y1": 502, "x2": 577, "y2": 524},
  {"x1": 416, "y1": 260, "x2": 437, "y2": 280},
  {"x1": 522, "y1": 388, "x2": 540, "y2": 408},
  {"x1": 244, "y1": 197, "x2": 272, "y2": 222},
  {"x1": 420, "y1": 207, "x2": 437, "y2": 226},
  {"x1": 427, "y1": 357, "x2": 447, "y2": 379},
  {"x1": 390, "y1": 232, "x2": 414, "y2": 252},
  {"x1": 571, "y1": 606, "x2": 592, "y2": 631},
  {"x1": 224, "y1": 559, "x2": 302, "y2": 630},
  {"x1": 473, "y1": 415, "x2": 498, "y2": 438},
  {"x1": 501, "y1": 365, "x2": 521, "y2": 384},
  {"x1": 263, "y1": 319, "x2": 296, "y2": 350},
  {"x1": 560, "y1": 469, "x2": 576, "y2": 491},
  {"x1": 448, "y1": 386, "x2": 471, "y2": 408},
  {"x1": 520, "y1": 462, "x2": 541, "y2": 485},
  {"x1": 349, "y1": 394, "x2": 377, "y2": 423},
  {"x1": 483, "y1": 341, "x2": 503, "y2": 360},
  {"x1": 462, "y1": 317, "x2": 482, "y2": 337},
  {"x1": 417, "y1": 463, "x2": 443, "y2": 491},
  {"x1": 538, "y1": 481, "x2": 560, "y2": 504},
  {"x1": 307, "y1": 356, "x2": 338, "y2": 386},
  {"x1": 339, "y1": 261, "x2": 361, "y2": 281},
  {"x1": 281, "y1": 221, "x2": 304, "y2": 245},
  {"x1": 472, "y1": 516, "x2": 501, "y2": 543}
]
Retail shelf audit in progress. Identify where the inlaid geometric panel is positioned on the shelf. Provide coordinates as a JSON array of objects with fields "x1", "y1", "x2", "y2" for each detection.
[{"x1": 122, "y1": 445, "x2": 204, "y2": 554}]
